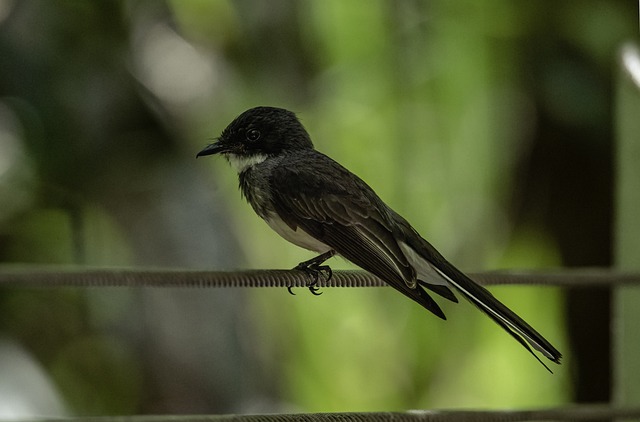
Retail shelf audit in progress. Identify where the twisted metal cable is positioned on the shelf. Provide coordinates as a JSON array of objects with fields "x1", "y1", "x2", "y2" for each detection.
[
  {"x1": 28, "y1": 405, "x2": 640, "y2": 421},
  {"x1": 0, "y1": 266, "x2": 637, "y2": 289}
]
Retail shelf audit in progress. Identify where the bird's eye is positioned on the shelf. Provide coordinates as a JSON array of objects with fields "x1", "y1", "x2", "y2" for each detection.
[{"x1": 246, "y1": 129, "x2": 261, "y2": 142}]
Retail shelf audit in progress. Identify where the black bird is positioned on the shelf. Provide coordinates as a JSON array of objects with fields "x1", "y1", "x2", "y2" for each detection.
[{"x1": 197, "y1": 106, "x2": 562, "y2": 370}]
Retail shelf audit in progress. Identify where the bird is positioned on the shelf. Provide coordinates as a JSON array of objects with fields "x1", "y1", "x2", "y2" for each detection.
[{"x1": 197, "y1": 106, "x2": 562, "y2": 371}]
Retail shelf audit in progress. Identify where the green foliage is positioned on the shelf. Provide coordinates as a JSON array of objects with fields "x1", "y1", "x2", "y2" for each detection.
[{"x1": 1, "y1": 0, "x2": 635, "y2": 416}]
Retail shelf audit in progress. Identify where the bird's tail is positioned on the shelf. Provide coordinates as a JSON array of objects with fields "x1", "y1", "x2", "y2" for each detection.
[{"x1": 434, "y1": 262, "x2": 562, "y2": 372}]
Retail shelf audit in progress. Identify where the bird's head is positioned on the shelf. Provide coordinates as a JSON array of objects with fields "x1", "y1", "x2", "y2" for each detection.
[{"x1": 197, "y1": 106, "x2": 314, "y2": 173}]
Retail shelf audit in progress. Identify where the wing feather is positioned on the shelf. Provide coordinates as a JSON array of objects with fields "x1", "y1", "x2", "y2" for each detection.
[{"x1": 269, "y1": 153, "x2": 447, "y2": 319}]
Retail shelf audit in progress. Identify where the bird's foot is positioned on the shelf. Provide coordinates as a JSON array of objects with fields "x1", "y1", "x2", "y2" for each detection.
[
  {"x1": 293, "y1": 262, "x2": 332, "y2": 296},
  {"x1": 289, "y1": 250, "x2": 336, "y2": 295}
]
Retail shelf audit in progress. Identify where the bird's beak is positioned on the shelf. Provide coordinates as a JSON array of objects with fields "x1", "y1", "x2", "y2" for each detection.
[{"x1": 196, "y1": 141, "x2": 227, "y2": 158}]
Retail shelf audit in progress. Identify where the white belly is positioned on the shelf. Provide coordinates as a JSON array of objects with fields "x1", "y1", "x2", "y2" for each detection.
[{"x1": 265, "y1": 214, "x2": 333, "y2": 254}]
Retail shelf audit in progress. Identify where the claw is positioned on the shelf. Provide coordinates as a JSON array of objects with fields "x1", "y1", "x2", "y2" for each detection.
[
  {"x1": 290, "y1": 250, "x2": 336, "y2": 296},
  {"x1": 308, "y1": 279, "x2": 322, "y2": 295},
  {"x1": 309, "y1": 285, "x2": 322, "y2": 296},
  {"x1": 307, "y1": 275, "x2": 324, "y2": 296},
  {"x1": 295, "y1": 265, "x2": 326, "y2": 295}
]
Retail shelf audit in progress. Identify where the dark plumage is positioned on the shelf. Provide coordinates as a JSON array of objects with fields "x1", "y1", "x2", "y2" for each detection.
[{"x1": 197, "y1": 106, "x2": 562, "y2": 371}]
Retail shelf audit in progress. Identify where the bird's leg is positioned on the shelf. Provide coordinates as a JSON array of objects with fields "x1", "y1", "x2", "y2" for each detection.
[{"x1": 290, "y1": 250, "x2": 337, "y2": 296}]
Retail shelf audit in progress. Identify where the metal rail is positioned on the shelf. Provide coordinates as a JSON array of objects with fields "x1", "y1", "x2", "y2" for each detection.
[
  {"x1": 0, "y1": 266, "x2": 637, "y2": 289},
  {"x1": 21, "y1": 405, "x2": 640, "y2": 422}
]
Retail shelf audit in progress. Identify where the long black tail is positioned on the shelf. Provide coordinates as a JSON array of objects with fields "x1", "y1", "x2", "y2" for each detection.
[{"x1": 433, "y1": 261, "x2": 562, "y2": 372}]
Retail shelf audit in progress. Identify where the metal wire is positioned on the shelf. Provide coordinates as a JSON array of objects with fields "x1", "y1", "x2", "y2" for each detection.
[
  {"x1": 27, "y1": 405, "x2": 640, "y2": 421},
  {"x1": 0, "y1": 269, "x2": 636, "y2": 422},
  {"x1": 0, "y1": 266, "x2": 637, "y2": 289}
]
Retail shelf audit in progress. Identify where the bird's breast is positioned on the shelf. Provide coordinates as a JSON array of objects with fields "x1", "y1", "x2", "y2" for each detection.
[
  {"x1": 239, "y1": 167, "x2": 272, "y2": 219},
  {"x1": 238, "y1": 161, "x2": 332, "y2": 254}
]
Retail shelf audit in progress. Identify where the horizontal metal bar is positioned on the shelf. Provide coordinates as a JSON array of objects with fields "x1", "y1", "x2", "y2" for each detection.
[
  {"x1": 19, "y1": 405, "x2": 640, "y2": 422},
  {"x1": 0, "y1": 266, "x2": 637, "y2": 289}
]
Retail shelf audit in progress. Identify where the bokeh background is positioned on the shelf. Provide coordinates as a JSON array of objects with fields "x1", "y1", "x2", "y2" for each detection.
[{"x1": 0, "y1": 0, "x2": 636, "y2": 417}]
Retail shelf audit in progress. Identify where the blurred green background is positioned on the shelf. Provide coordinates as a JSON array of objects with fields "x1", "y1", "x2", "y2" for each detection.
[{"x1": 0, "y1": 0, "x2": 635, "y2": 417}]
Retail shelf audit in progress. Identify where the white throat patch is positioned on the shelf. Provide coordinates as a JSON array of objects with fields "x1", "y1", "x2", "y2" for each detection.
[{"x1": 226, "y1": 153, "x2": 268, "y2": 173}]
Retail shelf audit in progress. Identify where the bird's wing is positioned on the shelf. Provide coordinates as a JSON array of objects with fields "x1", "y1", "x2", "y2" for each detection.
[{"x1": 269, "y1": 153, "x2": 448, "y2": 319}]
